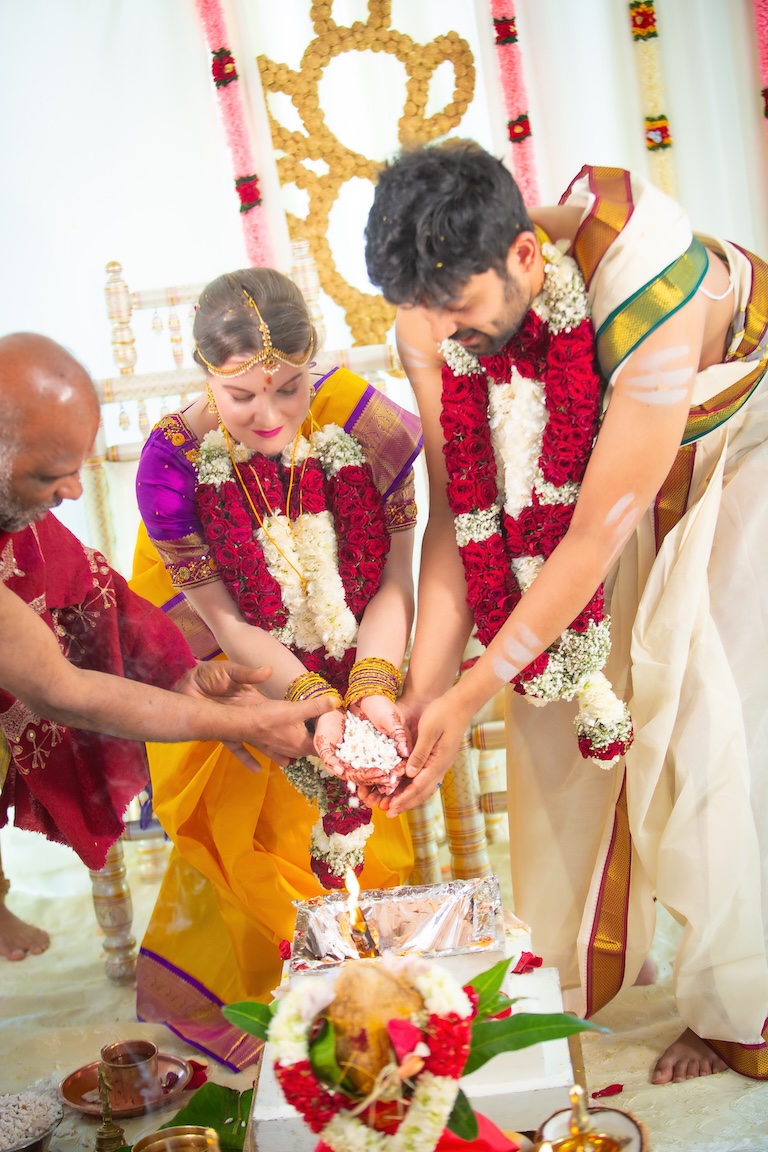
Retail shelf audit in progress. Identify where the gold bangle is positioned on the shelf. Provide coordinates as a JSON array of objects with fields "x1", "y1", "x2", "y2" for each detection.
[
  {"x1": 285, "y1": 671, "x2": 341, "y2": 703},
  {"x1": 344, "y1": 656, "x2": 403, "y2": 708}
]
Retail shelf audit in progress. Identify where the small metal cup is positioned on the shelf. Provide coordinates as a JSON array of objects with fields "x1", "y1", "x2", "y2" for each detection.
[
  {"x1": 99, "y1": 1039, "x2": 160, "y2": 1109},
  {"x1": 133, "y1": 1126, "x2": 221, "y2": 1151}
]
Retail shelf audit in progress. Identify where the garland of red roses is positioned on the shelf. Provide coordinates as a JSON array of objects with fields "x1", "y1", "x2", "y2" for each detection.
[
  {"x1": 195, "y1": 451, "x2": 390, "y2": 654},
  {"x1": 440, "y1": 306, "x2": 603, "y2": 691},
  {"x1": 274, "y1": 1004, "x2": 473, "y2": 1136},
  {"x1": 195, "y1": 448, "x2": 389, "y2": 889}
]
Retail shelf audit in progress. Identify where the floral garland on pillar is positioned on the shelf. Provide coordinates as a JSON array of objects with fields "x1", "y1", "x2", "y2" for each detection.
[
  {"x1": 628, "y1": 1, "x2": 677, "y2": 198},
  {"x1": 195, "y1": 0, "x2": 273, "y2": 266},
  {"x1": 194, "y1": 424, "x2": 392, "y2": 886},
  {"x1": 754, "y1": 0, "x2": 768, "y2": 142},
  {"x1": 440, "y1": 243, "x2": 633, "y2": 767},
  {"x1": 489, "y1": 0, "x2": 540, "y2": 206}
]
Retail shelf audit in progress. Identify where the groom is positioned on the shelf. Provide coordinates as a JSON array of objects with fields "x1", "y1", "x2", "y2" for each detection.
[{"x1": 363, "y1": 140, "x2": 768, "y2": 1085}]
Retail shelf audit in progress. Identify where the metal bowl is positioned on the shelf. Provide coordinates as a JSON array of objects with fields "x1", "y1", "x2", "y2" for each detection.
[
  {"x1": 133, "y1": 1125, "x2": 221, "y2": 1151},
  {"x1": 3, "y1": 1108, "x2": 63, "y2": 1152}
]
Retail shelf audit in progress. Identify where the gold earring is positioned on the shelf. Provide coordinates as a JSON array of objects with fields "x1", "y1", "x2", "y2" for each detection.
[{"x1": 206, "y1": 383, "x2": 218, "y2": 414}]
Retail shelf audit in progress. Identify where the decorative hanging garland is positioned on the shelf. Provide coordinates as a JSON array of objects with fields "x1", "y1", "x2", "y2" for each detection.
[
  {"x1": 754, "y1": 0, "x2": 768, "y2": 141},
  {"x1": 440, "y1": 242, "x2": 634, "y2": 767},
  {"x1": 195, "y1": 0, "x2": 273, "y2": 265},
  {"x1": 628, "y1": 1, "x2": 677, "y2": 198},
  {"x1": 489, "y1": 1, "x2": 540, "y2": 206}
]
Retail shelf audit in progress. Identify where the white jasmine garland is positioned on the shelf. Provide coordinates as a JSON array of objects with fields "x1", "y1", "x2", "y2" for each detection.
[
  {"x1": 320, "y1": 1073, "x2": 458, "y2": 1152},
  {"x1": 488, "y1": 374, "x2": 547, "y2": 519}
]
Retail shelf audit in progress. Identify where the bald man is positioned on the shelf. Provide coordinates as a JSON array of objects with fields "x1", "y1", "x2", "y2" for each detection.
[{"x1": 0, "y1": 332, "x2": 335, "y2": 960}]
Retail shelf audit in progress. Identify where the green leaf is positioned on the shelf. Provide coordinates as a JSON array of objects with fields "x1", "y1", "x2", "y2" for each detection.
[
  {"x1": 446, "y1": 1088, "x2": 479, "y2": 1141},
  {"x1": 222, "y1": 999, "x2": 273, "y2": 1042},
  {"x1": 463, "y1": 1012, "x2": 607, "y2": 1075},
  {"x1": 308, "y1": 1019, "x2": 355, "y2": 1094},
  {"x1": 159, "y1": 1083, "x2": 254, "y2": 1150},
  {"x1": 467, "y1": 956, "x2": 515, "y2": 1021}
]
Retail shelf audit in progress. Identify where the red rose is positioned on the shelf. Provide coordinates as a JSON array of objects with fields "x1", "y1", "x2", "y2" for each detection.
[{"x1": 322, "y1": 807, "x2": 372, "y2": 836}]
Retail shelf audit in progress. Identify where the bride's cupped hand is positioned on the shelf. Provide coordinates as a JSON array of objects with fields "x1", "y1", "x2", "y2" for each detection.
[{"x1": 313, "y1": 707, "x2": 348, "y2": 777}]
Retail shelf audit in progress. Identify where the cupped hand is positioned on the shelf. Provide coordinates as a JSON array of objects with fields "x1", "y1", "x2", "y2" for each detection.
[
  {"x1": 349, "y1": 695, "x2": 411, "y2": 759},
  {"x1": 380, "y1": 692, "x2": 471, "y2": 817},
  {"x1": 313, "y1": 707, "x2": 347, "y2": 777}
]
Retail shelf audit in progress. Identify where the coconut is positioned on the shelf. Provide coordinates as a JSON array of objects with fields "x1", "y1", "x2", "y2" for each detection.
[{"x1": 325, "y1": 960, "x2": 424, "y2": 1095}]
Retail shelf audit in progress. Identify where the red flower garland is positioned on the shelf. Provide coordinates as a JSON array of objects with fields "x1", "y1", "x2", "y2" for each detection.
[
  {"x1": 440, "y1": 307, "x2": 602, "y2": 668},
  {"x1": 274, "y1": 1006, "x2": 474, "y2": 1136}
]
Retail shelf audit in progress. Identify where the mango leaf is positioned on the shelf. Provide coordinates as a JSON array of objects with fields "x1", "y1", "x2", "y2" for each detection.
[
  {"x1": 308, "y1": 1018, "x2": 356, "y2": 1095},
  {"x1": 222, "y1": 1000, "x2": 273, "y2": 1042},
  {"x1": 463, "y1": 1012, "x2": 607, "y2": 1075},
  {"x1": 446, "y1": 1088, "x2": 479, "y2": 1141},
  {"x1": 466, "y1": 956, "x2": 515, "y2": 1021},
  {"x1": 160, "y1": 1083, "x2": 253, "y2": 1150}
]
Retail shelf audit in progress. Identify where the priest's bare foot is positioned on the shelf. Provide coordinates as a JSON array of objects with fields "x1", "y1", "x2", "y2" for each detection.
[
  {"x1": 634, "y1": 956, "x2": 657, "y2": 985},
  {"x1": 652, "y1": 1028, "x2": 728, "y2": 1083},
  {"x1": 0, "y1": 903, "x2": 50, "y2": 960}
]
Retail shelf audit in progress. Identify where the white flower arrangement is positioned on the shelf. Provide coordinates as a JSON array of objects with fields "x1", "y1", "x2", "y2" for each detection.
[
  {"x1": 196, "y1": 428, "x2": 253, "y2": 487},
  {"x1": 310, "y1": 820, "x2": 374, "y2": 874},
  {"x1": 453, "y1": 506, "x2": 501, "y2": 548},
  {"x1": 312, "y1": 423, "x2": 367, "y2": 476},
  {"x1": 531, "y1": 240, "x2": 590, "y2": 334}
]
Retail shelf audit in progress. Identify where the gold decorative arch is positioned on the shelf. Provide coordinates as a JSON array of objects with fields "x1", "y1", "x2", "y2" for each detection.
[{"x1": 257, "y1": 0, "x2": 475, "y2": 344}]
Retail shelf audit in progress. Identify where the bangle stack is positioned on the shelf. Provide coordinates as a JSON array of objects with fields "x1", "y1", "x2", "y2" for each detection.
[
  {"x1": 285, "y1": 671, "x2": 341, "y2": 703},
  {"x1": 344, "y1": 656, "x2": 403, "y2": 708}
]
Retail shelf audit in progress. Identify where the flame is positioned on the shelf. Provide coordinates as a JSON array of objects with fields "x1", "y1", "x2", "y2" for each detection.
[{"x1": 345, "y1": 867, "x2": 361, "y2": 915}]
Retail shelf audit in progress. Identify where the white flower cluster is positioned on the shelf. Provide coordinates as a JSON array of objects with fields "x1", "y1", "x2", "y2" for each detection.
[
  {"x1": 438, "y1": 338, "x2": 481, "y2": 376},
  {"x1": 196, "y1": 428, "x2": 252, "y2": 487},
  {"x1": 312, "y1": 423, "x2": 366, "y2": 477},
  {"x1": 336, "y1": 714, "x2": 402, "y2": 774},
  {"x1": 0, "y1": 1093, "x2": 62, "y2": 1150},
  {"x1": 488, "y1": 374, "x2": 547, "y2": 520},
  {"x1": 524, "y1": 619, "x2": 612, "y2": 703},
  {"x1": 282, "y1": 756, "x2": 326, "y2": 806},
  {"x1": 532, "y1": 240, "x2": 591, "y2": 334},
  {"x1": 321, "y1": 1071, "x2": 459, "y2": 1152},
  {"x1": 454, "y1": 506, "x2": 501, "y2": 548},
  {"x1": 411, "y1": 965, "x2": 473, "y2": 1019},
  {"x1": 310, "y1": 820, "x2": 374, "y2": 876},
  {"x1": 574, "y1": 672, "x2": 634, "y2": 767}
]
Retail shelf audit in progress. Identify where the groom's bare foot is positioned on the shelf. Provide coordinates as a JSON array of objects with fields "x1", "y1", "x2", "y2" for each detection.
[
  {"x1": 652, "y1": 1028, "x2": 728, "y2": 1083},
  {"x1": 0, "y1": 903, "x2": 50, "y2": 961}
]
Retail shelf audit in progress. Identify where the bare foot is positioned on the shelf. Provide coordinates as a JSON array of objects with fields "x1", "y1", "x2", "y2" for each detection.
[
  {"x1": 0, "y1": 903, "x2": 50, "y2": 961},
  {"x1": 652, "y1": 1028, "x2": 728, "y2": 1083},
  {"x1": 634, "y1": 956, "x2": 657, "y2": 986}
]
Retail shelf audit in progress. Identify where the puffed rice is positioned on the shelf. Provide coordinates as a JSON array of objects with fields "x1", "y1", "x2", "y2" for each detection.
[
  {"x1": 0, "y1": 1092, "x2": 61, "y2": 1150},
  {"x1": 336, "y1": 713, "x2": 401, "y2": 773}
]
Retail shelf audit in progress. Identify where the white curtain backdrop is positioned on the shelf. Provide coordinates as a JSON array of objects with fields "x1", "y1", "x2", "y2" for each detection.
[{"x1": 1, "y1": 0, "x2": 765, "y2": 568}]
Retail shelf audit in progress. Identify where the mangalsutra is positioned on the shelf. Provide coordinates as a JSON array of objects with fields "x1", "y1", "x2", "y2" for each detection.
[{"x1": 221, "y1": 423, "x2": 309, "y2": 592}]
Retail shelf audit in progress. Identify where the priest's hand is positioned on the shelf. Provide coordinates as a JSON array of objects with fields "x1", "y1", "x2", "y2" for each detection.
[{"x1": 173, "y1": 660, "x2": 272, "y2": 700}]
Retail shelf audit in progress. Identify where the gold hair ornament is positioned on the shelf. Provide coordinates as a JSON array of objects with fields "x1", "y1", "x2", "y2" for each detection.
[{"x1": 196, "y1": 288, "x2": 314, "y2": 380}]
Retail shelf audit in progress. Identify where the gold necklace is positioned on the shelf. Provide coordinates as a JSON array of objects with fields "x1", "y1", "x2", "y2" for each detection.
[{"x1": 221, "y1": 423, "x2": 308, "y2": 593}]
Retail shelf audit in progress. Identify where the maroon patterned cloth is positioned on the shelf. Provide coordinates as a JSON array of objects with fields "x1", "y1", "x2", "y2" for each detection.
[{"x1": 0, "y1": 514, "x2": 196, "y2": 869}]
